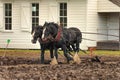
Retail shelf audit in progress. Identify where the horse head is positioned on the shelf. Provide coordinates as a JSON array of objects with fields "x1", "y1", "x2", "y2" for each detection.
[
  {"x1": 42, "y1": 22, "x2": 59, "y2": 42},
  {"x1": 31, "y1": 25, "x2": 43, "y2": 44}
]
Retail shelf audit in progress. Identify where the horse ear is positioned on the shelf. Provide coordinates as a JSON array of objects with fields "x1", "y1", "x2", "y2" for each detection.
[
  {"x1": 45, "y1": 21, "x2": 48, "y2": 24},
  {"x1": 57, "y1": 21, "x2": 60, "y2": 26},
  {"x1": 43, "y1": 21, "x2": 49, "y2": 27}
]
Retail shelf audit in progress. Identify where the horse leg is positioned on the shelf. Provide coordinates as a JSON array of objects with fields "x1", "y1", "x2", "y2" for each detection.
[
  {"x1": 40, "y1": 49, "x2": 45, "y2": 64},
  {"x1": 76, "y1": 37, "x2": 80, "y2": 52},
  {"x1": 67, "y1": 45, "x2": 73, "y2": 52},
  {"x1": 50, "y1": 46, "x2": 58, "y2": 65},
  {"x1": 50, "y1": 48, "x2": 54, "y2": 59},
  {"x1": 71, "y1": 44, "x2": 76, "y2": 52},
  {"x1": 54, "y1": 47, "x2": 58, "y2": 59},
  {"x1": 62, "y1": 45, "x2": 73, "y2": 63},
  {"x1": 40, "y1": 44, "x2": 45, "y2": 64}
]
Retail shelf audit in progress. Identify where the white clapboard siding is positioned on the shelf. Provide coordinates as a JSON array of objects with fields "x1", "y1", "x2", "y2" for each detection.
[
  {"x1": 68, "y1": 0, "x2": 87, "y2": 49},
  {"x1": 86, "y1": 0, "x2": 98, "y2": 47},
  {"x1": 0, "y1": 0, "x2": 119, "y2": 50},
  {"x1": 48, "y1": 2, "x2": 58, "y2": 23},
  {"x1": 39, "y1": 2, "x2": 49, "y2": 25},
  {"x1": 0, "y1": 2, "x2": 3, "y2": 31},
  {"x1": 98, "y1": 0, "x2": 120, "y2": 12},
  {"x1": 21, "y1": 2, "x2": 31, "y2": 31}
]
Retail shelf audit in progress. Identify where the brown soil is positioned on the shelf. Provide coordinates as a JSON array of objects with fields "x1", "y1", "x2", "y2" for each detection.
[{"x1": 0, "y1": 51, "x2": 120, "y2": 80}]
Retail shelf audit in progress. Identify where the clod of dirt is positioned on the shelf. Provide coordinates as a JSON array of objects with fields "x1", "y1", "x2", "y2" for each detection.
[
  {"x1": 73, "y1": 53, "x2": 81, "y2": 64},
  {"x1": 50, "y1": 56, "x2": 58, "y2": 65}
]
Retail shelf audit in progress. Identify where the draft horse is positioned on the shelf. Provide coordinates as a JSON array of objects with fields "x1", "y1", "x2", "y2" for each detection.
[
  {"x1": 31, "y1": 25, "x2": 58, "y2": 64},
  {"x1": 42, "y1": 22, "x2": 82, "y2": 63}
]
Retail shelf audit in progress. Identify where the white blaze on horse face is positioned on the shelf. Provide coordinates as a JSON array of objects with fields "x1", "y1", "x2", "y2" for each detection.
[
  {"x1": 32, "y1": 31, "x2": 35, "y2": 37},
  {"x1": 42, "y1": 27, "x2": 46, "y2": 39}
]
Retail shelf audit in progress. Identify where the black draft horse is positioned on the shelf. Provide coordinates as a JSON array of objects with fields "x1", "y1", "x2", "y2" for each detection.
[
  {"x1": 31, "y1": 25, "x2": 58, "y2": 64},
  {"x1": 42, "y1": 22, "x2": 82, "y2": 63}
]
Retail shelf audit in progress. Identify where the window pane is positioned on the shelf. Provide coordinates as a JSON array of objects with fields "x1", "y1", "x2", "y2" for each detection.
[
  {"x1": 9, "y1": 18, "x2": 12, "y2": 23},
  {"x1": 5, "y1": 24, "x2": 11, "y2": 30},
  {"x1": 64, "y1": 3, "x2": 67, "y2": 9},
  {"x1": 9, "y1": 24, "x2": 12, "y2": 30},
  {"x1": 36, "y1": 4, "x2": 39, "y2": 10},
  {"x1": 8, "y1": 11, "x2": 12, "y2": 16},
  {"x1": 60, "y1": 3, "x2": 63, "y2": 9},
  {"x1": 32, "y1": 4, "x2": 35, "y2": 7},
  {"x1": 5, "y1": 24, "x2": 9, "y2": 30},
  {"x1": 32, "y1": 18, "x2": 39, "y2": 26},
  {"x1": 5, "y1": 18, "x2": 8, "y2": 23},
  {"x1": 5, "y1": 4, "x2": 8, "y2": 10},
  {"x1": 32, "y1": 18, "x2": 35, "y2": 23},
  {"x1": 35, "y1": 24, "x2": 39, "y2": 26},
  {"x1": 32, "y1": 3, "x2": 39, "y2": 16},
  {"x1": 64, "y1": 17, "x2": 67, "y2": 23},
  {"x1": 32, "y1": 11, "x2": 36, "y2": 16},
  {"x1": 60, "y1": 10, "x2": 63, "y2": 16},
  {"x1": 64, "y1": 10, "x2": 67, "y2": 16},
  {"x1": 36, "y1": 11, "x2": 39, "y2": 16},
  {"x1": 64, "y1": 23, "x2": 67, "y2": 27},
  {"x1": 36, "y1": 18, "x2": 39, "y2": 23},
  {"x1": 5, "y1": 11, "x2": 8, "y2": 16},
  {"x1": 9, "y1": 4, "x2": 12, "y2": 9},
  {"x1": 60, "y1": 17, "x2": 63, "y2": 23}
]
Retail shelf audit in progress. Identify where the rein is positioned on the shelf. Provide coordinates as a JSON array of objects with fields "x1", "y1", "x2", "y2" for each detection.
[{"x1": 54, "y1": 26, "x2": 62, "y2": 41}]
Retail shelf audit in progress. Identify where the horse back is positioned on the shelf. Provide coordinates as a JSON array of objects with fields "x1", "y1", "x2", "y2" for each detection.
[{"x1": 68, "y1": 27, "x2": 82, "y2": 43}]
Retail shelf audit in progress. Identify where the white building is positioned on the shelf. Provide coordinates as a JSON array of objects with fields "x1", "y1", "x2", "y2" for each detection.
[{"x1": 0, "y1": 0, "x2": 120, "y2": 50}]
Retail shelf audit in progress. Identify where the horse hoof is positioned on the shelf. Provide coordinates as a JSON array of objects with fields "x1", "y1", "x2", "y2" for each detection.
[{"x1": 50, "y1": 56, "x2": 58, "y2": 65}]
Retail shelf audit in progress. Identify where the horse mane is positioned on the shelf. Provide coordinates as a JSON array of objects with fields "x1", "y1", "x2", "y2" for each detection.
[
  {"x1": 37, "y1": 25, "x2": 43, "y2": 29},
  {"x1": 49, "y1": 22, "x2": 59, "y2": 29}
]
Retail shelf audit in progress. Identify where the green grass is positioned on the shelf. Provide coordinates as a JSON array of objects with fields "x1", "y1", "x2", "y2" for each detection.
[
  {"x1": 49, "y1": 50, "x2": 120, "y2": 56},
  {"x1": 0, "y1": 49, "x2": 120, "y2": 57},
  {"x1": 93, "y1": 50, "x2": 120, "y2": 56},
  {"x1": 77, "y1": 50, "x2": 120, "y2": 56},
  {"x1": 0, "y1": 49, "x2": 39, "y2": 52}
]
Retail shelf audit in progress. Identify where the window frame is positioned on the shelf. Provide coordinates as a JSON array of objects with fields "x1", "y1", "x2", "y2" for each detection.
[
  {"x1": 59, "y1": 2, "x2": 67, "y2": 27},
  {"x1": 31, "y1": 3, "x2": 39, "y2": 28},
  {"x1": 4, "y1": 3, "x2": 12, "y2": 31}
]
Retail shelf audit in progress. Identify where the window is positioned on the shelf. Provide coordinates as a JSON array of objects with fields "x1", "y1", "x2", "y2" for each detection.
[
  {"x1": 4, "y1": 3, "x2": 12, "y2": 30},
  {"x1": 59, "y1": 3, "x2": 67, "y2": 27},
  {"x1": 32, "y1": 3, "x2": 39, "y2": 28}
]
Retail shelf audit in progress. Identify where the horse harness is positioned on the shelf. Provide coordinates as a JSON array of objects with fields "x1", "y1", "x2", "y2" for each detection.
[{"x1": 54, "y1": 26, "x2": 62, "y2": 41}]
